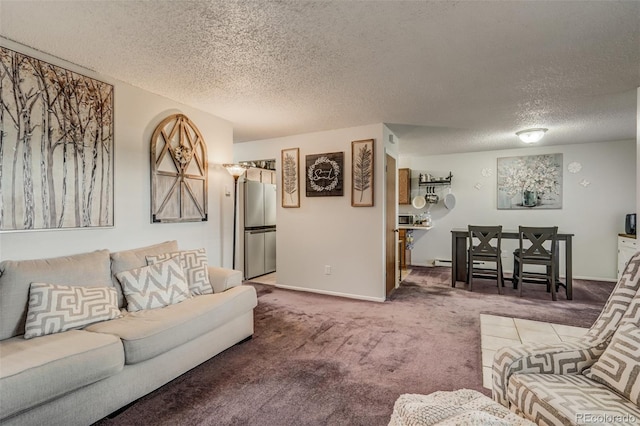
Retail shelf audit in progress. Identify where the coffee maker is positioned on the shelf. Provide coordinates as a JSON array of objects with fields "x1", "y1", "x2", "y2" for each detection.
[{"x1": 625, "y1": 213, "x2": 636, "y2": 235}]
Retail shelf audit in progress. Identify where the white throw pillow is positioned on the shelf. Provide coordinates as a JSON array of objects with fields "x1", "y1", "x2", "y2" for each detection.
[
  {"x1": 146, "y1": 248, "x2": 213, "y2": 295},
  {"x1": 116, "y1": 257, "x2": 190, "y2": 312},
  {"x1": 584, "y1": 322, "x2": 640, "y2": 404},
  {"x1": 24, "y1": 283, "x2": 121, "y2": 339}
]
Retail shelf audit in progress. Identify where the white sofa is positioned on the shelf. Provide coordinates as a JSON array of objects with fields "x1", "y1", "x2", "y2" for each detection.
[{"x1": 0, "y1": 240, "x2": 257, "y2": 426}]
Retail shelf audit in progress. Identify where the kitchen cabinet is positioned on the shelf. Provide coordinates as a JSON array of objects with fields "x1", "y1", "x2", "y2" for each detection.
[
  {"x1": 618, "y1": 234, "x2": 637, "y2": 280},
  {"x1": 246, "y1": 168, "x2": 262, "y2": 182},
  {"x1": 399, "y1": 229, "x2": 407, "y2": 269},
  {"x1": 246, "y1": 167, "x2": 276, "y2": 183},
  {"x1": 399, "y1": 168, "x2": 411, "y2": 205}
]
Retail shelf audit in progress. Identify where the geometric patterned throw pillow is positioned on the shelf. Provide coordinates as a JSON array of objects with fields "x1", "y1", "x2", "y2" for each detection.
[
  {"x1": 24, "y1": 283, "x2": 121, "y2": 339},
  {"x1": 584, "y1": 323, "x2": 640, "y2": 405},
  {"x1": 116, "y1": 257, "x2": 190, "y2": 312},
  {"x1": 146, "y1": 248, "x2": 213, "y2": 296}
]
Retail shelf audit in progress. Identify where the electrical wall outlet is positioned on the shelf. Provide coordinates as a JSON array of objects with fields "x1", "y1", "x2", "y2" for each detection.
[{"x1": 324, "y1": 265, "x2": 332, "y2": 275}]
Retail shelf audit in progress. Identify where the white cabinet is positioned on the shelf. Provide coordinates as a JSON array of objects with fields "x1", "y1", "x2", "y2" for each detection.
[{"x1": 618, "y1": 235, "x2": 637, "y2": 280}]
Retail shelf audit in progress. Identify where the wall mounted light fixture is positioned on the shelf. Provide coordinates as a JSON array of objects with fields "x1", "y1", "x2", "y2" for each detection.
[{"x1": 516, "y1": 128, "x2": 548, "y2": 144}]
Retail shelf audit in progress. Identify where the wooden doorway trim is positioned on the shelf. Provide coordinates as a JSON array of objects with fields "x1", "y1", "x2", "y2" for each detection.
[{"x1": 385, "y1": 153, "x2": 398, "y2": 297}]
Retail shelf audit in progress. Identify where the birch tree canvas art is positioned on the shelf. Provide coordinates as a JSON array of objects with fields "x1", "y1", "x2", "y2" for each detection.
[
  {"x1": 281, "y1": 147, "x2": 299, "y2": 208},
  {"x1": 0, "y1": 47, "x2": 114, "y2": 231},
  {"x1": 351, "y1": 139, "x2": 374, "y2": 207}
]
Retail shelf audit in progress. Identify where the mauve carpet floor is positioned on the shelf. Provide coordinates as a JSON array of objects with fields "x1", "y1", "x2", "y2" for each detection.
[{"x1": 95, "y1": 267, "x2": 614, "y2": 426}]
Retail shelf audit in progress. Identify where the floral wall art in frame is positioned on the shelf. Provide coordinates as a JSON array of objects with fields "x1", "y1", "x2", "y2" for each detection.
[
  {"x1": 305, "y1": 152, "x2": 344, "y2": 197},
  {"x1": 281, "y1": 148, "x2": 300, "y2": 208},
  {"x1": 497, "y1": 153, "x2": 563, "y2": 209},
  {"x1": 0, "y1": 46, "x2": 114, "y2": 232},
  {"x1": 351, "y1": 139, "x2": 374, "y2": 207}
]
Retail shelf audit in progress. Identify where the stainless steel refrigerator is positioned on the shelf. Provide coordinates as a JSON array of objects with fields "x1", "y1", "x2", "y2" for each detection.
[{"x1": 244, "y1": 180, "x2": 276, "y2": 279}]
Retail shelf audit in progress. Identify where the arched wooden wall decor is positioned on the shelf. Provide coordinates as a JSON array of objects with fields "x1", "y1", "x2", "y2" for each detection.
[{"x1": 150, "y1": 114, "x2": 208, "y2": 222}]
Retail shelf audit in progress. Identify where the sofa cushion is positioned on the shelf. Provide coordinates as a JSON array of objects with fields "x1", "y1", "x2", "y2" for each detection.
[
  {"x1": 508, "y1": 373, "x2": 640, "y2": 425},
  {"x1": 147, "y1": 248, "x2": 213, "y2": 296},
  {"x1": 116, "y1": 257, "x2": 190, "y2": 312},
  {"x1": 389, "y1": 389, "x2": 535, "y2": 426},
  {"x1": 208, "y1": 266, "x2": 243, "y2": 293},
  {"x1": 110, "y1": 240, "x2": 179, "y2": 308},
  {"x1": 85, "y1": 285, "x2": 257, "y2": 364},
  {"x1": 24, "y1": 283, "x2": 121, "y2": 339},
  {"x1": 584, "y1": 323, "x2": 640, "y2": 405},
  {"x1": 0, "y1": 249, "x2": 113, "y2": 340},
  {"x1": 0, "y1": 329, "x2": 124, "y2": 420}
]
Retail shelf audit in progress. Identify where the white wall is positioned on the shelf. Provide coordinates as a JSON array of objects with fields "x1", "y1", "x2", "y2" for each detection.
[
  {"x1": 399, "y1": 140, "x2": 636, "y2": 281},
  {"x1": 234, "y1": 124, "x2": 388, "y2": 301},
  {"x1": 0, "y1": 39, "x2": 236, "y2": 267}
]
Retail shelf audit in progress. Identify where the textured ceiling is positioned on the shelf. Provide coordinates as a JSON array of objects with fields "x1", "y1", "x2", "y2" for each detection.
[{"x1": 1, "y1": 1, "x2": 639, "y2": 155}]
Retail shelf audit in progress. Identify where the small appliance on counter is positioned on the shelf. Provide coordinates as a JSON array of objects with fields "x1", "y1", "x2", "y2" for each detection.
[
  {"x1": 398, "y1": 214, "x2": 415, "y2": 226},
  {"x1": 625, "y1": 213, "x2": 636, "y2": 235}
]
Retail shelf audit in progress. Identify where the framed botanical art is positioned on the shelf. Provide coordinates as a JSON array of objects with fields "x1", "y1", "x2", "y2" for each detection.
[
  {"x1": 351, "y1": 139, "x2": 374, "y2": 207},
  {"x1": 306, "y1": 152, "x2": 344, "y2": 197},
  {"x1": 497, "y1": 153, "x2": 563, "y2": 209},
  {"x1": 281, "y1": 148, "x2": 300, "y2": 208},
  {"x1": 0, "y1": 46, "x2": 114, "y2": 232}
]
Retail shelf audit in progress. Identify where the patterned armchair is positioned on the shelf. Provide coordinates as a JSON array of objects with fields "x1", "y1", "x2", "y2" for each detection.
[{"x1": 492, "y1": 252, "x2": 640, "y2": 425}]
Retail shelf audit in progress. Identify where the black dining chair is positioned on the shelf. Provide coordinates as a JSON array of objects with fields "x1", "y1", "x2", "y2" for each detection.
[
  {"x1": 467, "y1": 225, "x2": 504, "y2": 294},
  {"x1": 513, "y1": 226, "x2": 559, "y2": 301}
]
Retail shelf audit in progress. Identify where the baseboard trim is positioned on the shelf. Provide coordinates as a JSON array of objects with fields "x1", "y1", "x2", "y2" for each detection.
[
  {"x1": 275, "y1": 284, "x2": 386, "y2": 303},
  {"x1": 410, "y1": 262, "x2": 617, "y2": 283},
  {"x1": 573, "y1": 275, "x2": 617, "y2": 283}
]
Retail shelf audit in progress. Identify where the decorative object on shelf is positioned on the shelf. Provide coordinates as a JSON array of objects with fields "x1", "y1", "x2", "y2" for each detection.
[
  {"x1": 567, "y1": 161, "x2": 582, "y2": 173},
  {"x1": 412, "y1": 195, "x2": 426, "y2": 210},
  {"x1": 0, "y1": 46, "x2": 114, "y2": 232},
  {"x1": 444, "y1": 189, "x2": 456, "y2": 210},
  {"x1": 151, "y1": 114, "x2": 208, "y2": 222},
  {"x1": 306, "y1": 152, "x2": 344, "y2": 197},
  {"x1": 281, "y1": 148, "x2": 300, "y2": 208},
  {"x1": 223, "y1": 163, "x2": 249, "y2": 269},
  {"x1": 497, "y1": 153, "x2": 563, "y2": 210},
  {"x1": 418, "y1": 172, "x2": 453, "y2": 186},
  {"x1": 419, "y1": 173, "x2": 433, "y2": 183},
  {"x1": 481, "y1": 168, "x2": 492, "y2": 177},
  {"x1": 426, "y1": 192, "x2": 439, "y2": 204},
  {"x1": 423, "y1": 212, "x2": 432, "y2": 227},
  {"x1": 351, "y1": 139, "x2": 375, "y2": 207},
  {"x1": 580, "y1": 178, "x2": 590, "y2": 187},
  {"x1": 405, "y1": 229, "x2": 415, "y2": 250},
  {"x1": 516, "y1": 128, "x2": 548, "y2": 143}
]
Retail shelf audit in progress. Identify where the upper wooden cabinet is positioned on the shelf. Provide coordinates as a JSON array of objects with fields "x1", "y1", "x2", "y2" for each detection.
[
  {"x1": 246, "y1": 168, "x2": 262, "y2": 182},
  {"x1": 398, "y1": 168, "x2": 411, "y2": 205},
  {"x1": 246, "y1": 168, "x2": 276, "y2": 184}
]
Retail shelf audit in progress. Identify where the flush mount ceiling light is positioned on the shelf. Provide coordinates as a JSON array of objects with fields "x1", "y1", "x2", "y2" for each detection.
[{"x1": 516, "y1": 128, "x2": 548, "y2": 144}]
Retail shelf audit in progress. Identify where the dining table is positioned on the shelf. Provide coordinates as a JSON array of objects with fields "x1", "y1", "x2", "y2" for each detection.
[{"x1": 450, "y1": 228, "x2": 575, "y2": 300}]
